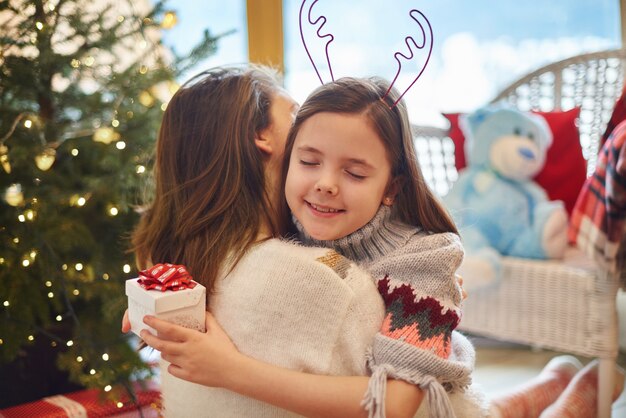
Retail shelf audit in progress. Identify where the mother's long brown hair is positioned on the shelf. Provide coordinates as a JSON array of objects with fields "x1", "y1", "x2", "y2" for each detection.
[{"x1": 132, "y1": 66, "x2": 281, "y2": 294}]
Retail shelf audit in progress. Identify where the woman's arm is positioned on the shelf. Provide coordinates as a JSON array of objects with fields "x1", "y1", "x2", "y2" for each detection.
[{"x1": 140, "y1": 313, "x2": 424, "y2": 418}]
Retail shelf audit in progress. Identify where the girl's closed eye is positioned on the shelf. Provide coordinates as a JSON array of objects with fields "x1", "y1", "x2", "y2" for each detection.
[
  {"x1": 345, "y1": 170, "x2": 366, "y2": 180},
  {"x1": 299, "y1": 159, "x2": 318, "y2": 166}
]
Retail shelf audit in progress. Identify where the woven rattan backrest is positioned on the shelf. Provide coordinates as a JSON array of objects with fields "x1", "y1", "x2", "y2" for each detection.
[
  {"x1": 492, "y1": 48, "x2": 626, "y2": 175},
  {"x1": 415, "y1": 49, "x2": 626, "y2": 195}
]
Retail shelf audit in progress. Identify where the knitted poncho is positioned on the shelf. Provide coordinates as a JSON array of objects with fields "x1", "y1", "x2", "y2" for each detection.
[{"x1": 296, "y1": 205, "x2": 477, "y2": 418}]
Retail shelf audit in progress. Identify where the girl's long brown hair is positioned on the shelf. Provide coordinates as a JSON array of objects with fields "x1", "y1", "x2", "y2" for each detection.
[
  {"x1": 279, "y1": 77, "x2": 458, "y2": 236},
  {"x1": 132, "y1": 66, "x2": 281, "y2": 295}
]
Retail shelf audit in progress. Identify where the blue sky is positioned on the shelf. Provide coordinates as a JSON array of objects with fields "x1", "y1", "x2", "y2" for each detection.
[{"x1": 158, "y1": 0, "x2": 621, "y2": 124}]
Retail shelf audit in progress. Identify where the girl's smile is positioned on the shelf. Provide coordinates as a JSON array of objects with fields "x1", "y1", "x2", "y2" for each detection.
[{"x1": 305, "y1": 201, "x2": 345, "y2": 216}]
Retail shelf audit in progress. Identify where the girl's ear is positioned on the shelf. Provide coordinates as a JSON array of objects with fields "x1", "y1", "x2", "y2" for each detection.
[{"x1": 382, "y1": 176, "x2": 402, "y2": 206}]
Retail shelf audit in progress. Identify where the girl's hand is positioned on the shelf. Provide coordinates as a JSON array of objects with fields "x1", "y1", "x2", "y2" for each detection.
[
  {"x1": 456, "y1": 274, "x2": 468, "y2": 300},
  {"x1": 140, "y1": 312, "x2": 241, "y2": 388}
]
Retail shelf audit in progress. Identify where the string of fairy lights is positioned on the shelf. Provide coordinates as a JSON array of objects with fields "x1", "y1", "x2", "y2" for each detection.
[{"x1": 1, "y1": 5, "x2": 180, "y2": 408}]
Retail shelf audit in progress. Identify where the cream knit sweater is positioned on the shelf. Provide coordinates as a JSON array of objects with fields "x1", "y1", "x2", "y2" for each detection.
[{"x1": 160, "y1": 239, "x2": 386, "y2": 417}]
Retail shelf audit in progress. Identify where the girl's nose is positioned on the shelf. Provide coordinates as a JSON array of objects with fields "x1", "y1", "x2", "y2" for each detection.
[{"x1": 315, "y1": 177, "x2": 338, "y2": 195}]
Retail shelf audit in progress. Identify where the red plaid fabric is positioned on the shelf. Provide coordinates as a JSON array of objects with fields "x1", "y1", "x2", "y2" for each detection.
[{"x1": 568, "y1": 120, "x2": 626, "y2": 277}]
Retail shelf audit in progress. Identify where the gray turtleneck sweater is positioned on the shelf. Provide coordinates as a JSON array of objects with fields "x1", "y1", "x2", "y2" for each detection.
[{"x1": 296, "y1": 206, "x2": 481, "y2": 418}]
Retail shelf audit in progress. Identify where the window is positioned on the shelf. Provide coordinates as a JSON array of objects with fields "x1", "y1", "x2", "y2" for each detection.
[
  {"x1": 283, "y1": 0, "x2": 621, "y2": 126},
  {"x1": 159, "y1": 0, "x2": 248, "y2": 83}
]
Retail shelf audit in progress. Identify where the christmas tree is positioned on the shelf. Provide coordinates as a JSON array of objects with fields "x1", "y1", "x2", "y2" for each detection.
[{"x1": 0, "y1": 0, "x2": 220, "y2": 408}]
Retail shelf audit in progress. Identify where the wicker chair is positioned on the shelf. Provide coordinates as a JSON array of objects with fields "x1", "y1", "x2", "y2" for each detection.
[{"x1": 412, "y1": 48, "x2": 626, "y2": 418}]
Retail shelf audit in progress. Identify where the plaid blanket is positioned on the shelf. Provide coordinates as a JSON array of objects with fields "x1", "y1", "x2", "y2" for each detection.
[{"x1": 568, "y1": 120, "x2": 626, "y2": 286}]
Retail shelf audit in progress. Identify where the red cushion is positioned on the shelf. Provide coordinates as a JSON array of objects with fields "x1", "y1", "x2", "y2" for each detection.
[{"x1": 443, "y1": 108, "x2": 586, "y2": 215}]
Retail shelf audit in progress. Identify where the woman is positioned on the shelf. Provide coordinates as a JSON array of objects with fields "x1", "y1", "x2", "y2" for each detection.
[{"x1": 127, "y1": 65, "x2": 425, "y2": 417}]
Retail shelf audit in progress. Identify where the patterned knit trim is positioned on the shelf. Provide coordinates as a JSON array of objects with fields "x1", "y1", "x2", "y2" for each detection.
[
  {"x1": 294, "y1": 205, "x2": 417, "y2": 262},
  {"x1": 378, "y1": 277, "x2": 460, "y2": 359},
  {"x1": 369, "y1": 334, "x2": 474, "y2": 392},
  {"x1": 316, "y1": 250, "x2": 351, "y2": 279}
]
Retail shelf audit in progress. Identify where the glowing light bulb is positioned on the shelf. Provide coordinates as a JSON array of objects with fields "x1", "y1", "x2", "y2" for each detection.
[
  {"x1": 123, "y1": 264, "x2": 131, "y2": 273},
  {"x1": 102, "y1": 353, "x2": 109, "y2": 361},
  {"x1": 104, "y1": 385, "x2": 112, "y2": 392},
  {"x1": 75, "y1": 263, "x2": 83, "y2": 271},
  {"x1": 66, "y1": 340, "x2": 73, "y2": 347},
  {"x1": 161, "y1": 11, "x2": 178, "y2": 29}
]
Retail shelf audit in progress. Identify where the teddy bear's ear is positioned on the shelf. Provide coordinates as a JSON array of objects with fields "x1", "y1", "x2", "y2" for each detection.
[
  {"x1": 527, "y1": 112, "x2": 553, "y2": 150},
  {"x1": 460, "y1": 105, "x2": 497, "y2": 166}
]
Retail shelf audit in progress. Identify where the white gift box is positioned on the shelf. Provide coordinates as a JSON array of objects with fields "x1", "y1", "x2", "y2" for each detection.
[{"x1": 126, "y1": 278, "x2": 206, "y2": 337}]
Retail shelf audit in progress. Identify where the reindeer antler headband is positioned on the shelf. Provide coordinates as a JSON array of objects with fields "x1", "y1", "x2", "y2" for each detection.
[{"x1": 299, "y1": 0, "x2": 433, "y2": 108}]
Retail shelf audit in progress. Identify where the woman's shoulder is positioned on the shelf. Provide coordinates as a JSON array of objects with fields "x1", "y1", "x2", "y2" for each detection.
[
  {"x1": 224, "y1": 238, "x2": 380, "y2": 311},
  {"x1": 244, "y1": 238, "x2": 364, "y2": 282}
]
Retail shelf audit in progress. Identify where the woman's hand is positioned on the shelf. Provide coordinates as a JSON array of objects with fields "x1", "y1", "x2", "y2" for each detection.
[
  {"x1": 121, "y1": 309, "x2": 131, "y2": 333},
  {"x1": 140, "y1": 312, "x2": 241, "y2": 388}
]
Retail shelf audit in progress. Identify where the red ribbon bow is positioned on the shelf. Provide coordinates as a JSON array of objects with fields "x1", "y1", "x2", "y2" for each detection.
[{"x1": 137, "y1": 263, "x2": 197, "y2": 291}]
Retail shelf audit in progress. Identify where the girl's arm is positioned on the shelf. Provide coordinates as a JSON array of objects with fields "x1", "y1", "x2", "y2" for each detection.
[{"x1": 140, "y1": 313, "x2": 424, "y2": 418}]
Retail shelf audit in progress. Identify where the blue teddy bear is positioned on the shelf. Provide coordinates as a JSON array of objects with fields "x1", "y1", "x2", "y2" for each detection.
[{"x1": 444, "y1": 105, "x2": 568, "y2": 288}]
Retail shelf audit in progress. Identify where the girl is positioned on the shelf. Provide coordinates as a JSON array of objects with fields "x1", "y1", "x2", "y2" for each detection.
[
  {"x1": 278, "y1": 76, "x2": 476, "y2": 417},
  {"x1": 139, "y1": 76, "x2": 621, "y2": 417}
]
